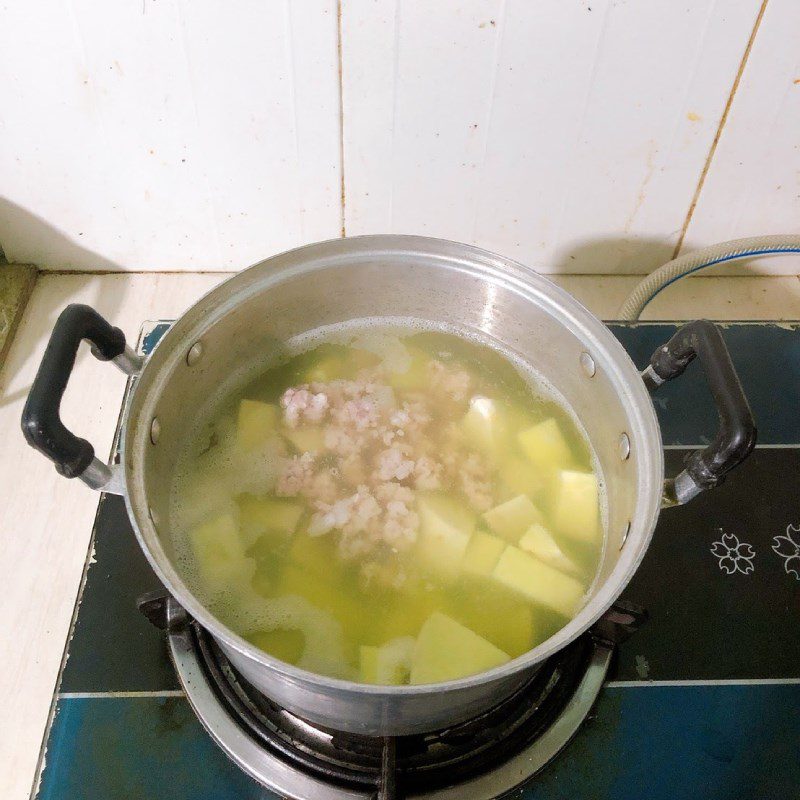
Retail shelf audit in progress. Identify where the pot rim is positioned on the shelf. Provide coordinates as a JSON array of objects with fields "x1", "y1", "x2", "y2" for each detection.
[{"x1": 122, "y1": 234, "x2": 664, "y2": 696}]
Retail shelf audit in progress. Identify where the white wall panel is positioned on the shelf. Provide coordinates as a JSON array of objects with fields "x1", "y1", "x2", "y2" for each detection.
[
  {"x1": 0, "y1": 0, "x2": 341, "y2": 270},
  {"x1": 342, "y1": 0, "x2": 761, "y2": 273},
  {"x1": 681, "y1": 0, "x2": 800, "y2": 275},
  {"x1": 4, "y1": 0, "x2": 799, "y2": 276}
]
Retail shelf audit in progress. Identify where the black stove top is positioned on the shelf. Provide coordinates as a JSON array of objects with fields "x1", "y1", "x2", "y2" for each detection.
[{"x1": 32, "y1": 322, "x2": 800, "y2": 800}]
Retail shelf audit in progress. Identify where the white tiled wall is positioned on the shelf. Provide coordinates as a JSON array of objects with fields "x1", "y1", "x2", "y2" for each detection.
[
  {"x1": 0, "y1": 0, "x2": 341, "y2": 270},
  {"x1": 681, "y1": 0, "x2": 800, "y2": 275},
  {"x1": 342, "y1": 0, "x2": 761, "y2": 274},
  {"x1": 0, "y1": 0, "x2": 798, "y2": 274}
]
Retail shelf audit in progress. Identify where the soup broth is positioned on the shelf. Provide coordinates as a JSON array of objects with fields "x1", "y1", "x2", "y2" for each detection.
[{"x1": 169, "y1": 324, "x2": 605, "y2": 685}]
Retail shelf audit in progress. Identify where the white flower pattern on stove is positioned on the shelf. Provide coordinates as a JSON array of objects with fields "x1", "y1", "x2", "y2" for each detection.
[
  {"x1": 772, "y1": 524, "x2": 800, "y2": 580},
  {"x1": 710, "y1": 533, "x2": 755, "y2": 575}
]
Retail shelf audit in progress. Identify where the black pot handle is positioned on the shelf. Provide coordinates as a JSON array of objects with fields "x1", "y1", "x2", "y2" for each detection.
[
  {"x1": 642, "y1": 320, "x2": 757, "y2": 505},
  {"x1": 21, "y1": 304, "x2": 141, "y2": 490}
]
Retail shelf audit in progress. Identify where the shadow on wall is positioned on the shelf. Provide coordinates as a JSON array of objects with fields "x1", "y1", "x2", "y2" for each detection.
[
  {"x1": 554, "y1": 235, "x2": 800, "y2": 278},
  {"x1": 0, "y1": 196, "x2": 121, "y2": 271},
  {"x1": 552, "y1": 236, "x2": 676, "y2": 276},
  {"x1": 0, "y1": 197, "x2": 127, "y2": 406}
]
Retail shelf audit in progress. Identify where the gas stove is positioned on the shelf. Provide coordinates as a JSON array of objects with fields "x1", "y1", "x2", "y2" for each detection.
[
  {"x1": 163, "y1": 609, "x2": 611, "y2": 799},
  {"x1": 135, "y1": 592, "x2": 644, "y2": 800},
  {"x1": 34, "y1": 322, "x2": 800, "y2": 800}
]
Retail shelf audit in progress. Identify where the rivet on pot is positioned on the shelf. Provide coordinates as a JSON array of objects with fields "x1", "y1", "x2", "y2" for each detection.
[
  {"x1": 186, "y1": 341, "x2": 203, "y2": 366},
  {"x1": 620, "y1": 521, "x2": 631, "y2": 549},
  {"x1": 618, "y1": 432, "x2": 631, "y2": 460},
  {"x1": 150, "y1": 417, "x2": 161, "y2": 445},
  {"x1": 579, "y1": 351, "x2": 596, "y2": 378}
]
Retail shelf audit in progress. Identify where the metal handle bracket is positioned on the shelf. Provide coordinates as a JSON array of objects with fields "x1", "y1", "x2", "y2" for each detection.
[{"x1": 643, "y1": 320, "x2": 757, "y2": 506}]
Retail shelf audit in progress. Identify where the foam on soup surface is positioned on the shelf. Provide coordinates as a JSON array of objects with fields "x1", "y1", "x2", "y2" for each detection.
[{"x1": 169, "y1": 324, "x2": 605, "y2": 684}]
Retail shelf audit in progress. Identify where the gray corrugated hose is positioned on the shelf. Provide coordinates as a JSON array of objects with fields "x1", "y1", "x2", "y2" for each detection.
[{"x1": 617, "y1": 235, "x2": 800, "y2": 321}]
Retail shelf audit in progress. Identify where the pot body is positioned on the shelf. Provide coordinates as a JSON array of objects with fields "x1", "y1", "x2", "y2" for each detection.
[{"x1": 120, "y1": 236, "x2": 663, "y2": 735}]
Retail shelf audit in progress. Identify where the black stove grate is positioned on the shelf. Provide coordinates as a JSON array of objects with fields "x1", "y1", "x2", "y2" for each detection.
[{"x1": 189, "y1": 622, "x2": 599, "y2": 799}]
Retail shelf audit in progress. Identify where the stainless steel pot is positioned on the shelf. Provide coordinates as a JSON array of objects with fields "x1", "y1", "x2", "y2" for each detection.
[{"x1": 22, "y1": 235, "x2": 755, "y2": 736}]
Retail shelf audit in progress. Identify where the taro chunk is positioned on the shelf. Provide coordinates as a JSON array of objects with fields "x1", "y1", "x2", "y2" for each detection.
[
  {"x1": 237, "y1": 494, "x2": 304, "y2": 547},
  {"x1": 462, "y1": 530, "x2": 506, "y2": 576},
  {"x1": 416, "y1": 493, "x2": 476, "y2": 582},
  {"x1": 237, "y1": 400, "x2": 279, "y2": 450},
  {"x1": 189, "y1": 513, "x2": 254, "y2": 595},
  {"x1": 519, "y1": 523, "x2": 581, "y2": 576},
  {"x1": 553, "y1": 470, "x2": 600, "y2": 544},
  {"x1": 517, "y1": 418, "x2": 571, "y2": 472},
  {"x1": 499, "y1": 456, "x2": 543, "y2": 497},
  {"x1": 462, "y1": 397, "x2": 507, "y2": 457},
  {"x1": 483, "y1": 495, "x2": 543, "y2": 542},
  {"x1": 410, "y1": 612, "x2": 510, "y2": 684},
  {"x1": 492, "y1": 546, "x2": 585, "y2": 618}
]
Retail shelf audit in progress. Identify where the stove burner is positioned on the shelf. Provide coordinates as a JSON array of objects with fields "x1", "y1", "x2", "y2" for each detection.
[{"x1": 167, "y1": 605, "x2": 612, "y2": 800}]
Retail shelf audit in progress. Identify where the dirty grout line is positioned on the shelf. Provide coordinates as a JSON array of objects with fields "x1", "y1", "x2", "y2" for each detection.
[
  {"x1": 672, "y1": 0, "x2": 770, "y2": 258},
  {"x1": 27, "y1": 513, "x2": 104, "y2": 800},
  {"x1": 58, "y1": 690, "x2": 186, "y2": 699},
  {"x1": 37, "y1": 269, "x2": 239, "y2": 276},
  {"x1": 663, "y1": 443, "x2": 800, "y2": 450},
  {"x1": 33, "y1": 270, "x2": 800, "y2": 279},
  {"x1": 607, "y1": 678, "x2": 800, "y2": 688},
  {"x1": 337, "y1": 0, "x2": 346, "y2": 238},
  {"x1": 25, "y1": 378, "x2": 145, "y2": 800}
]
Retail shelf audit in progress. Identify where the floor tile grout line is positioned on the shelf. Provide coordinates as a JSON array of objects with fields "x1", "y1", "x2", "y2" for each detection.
[
  {"x1": 54, "y1": 682, "x2": 800, "y2": 698},
  {"x1": 31, "y1": 269, "x2": 800, "y2": 281},
  {"x1": 58, "y1": 690, "x2": 186, "y2": 699},
  {"x1": 26, "y1": 381, "x2": 136, "y2": 800},
  {"x1": 27, "y1": 499, "x2": 105, "y2": 800},
  {"x1": 38, "y1": 269, "x2": 241, "y2": 276},
  {"x1": 672, "y1": 0, "x2": 770, "y2": 258},
  {"x1": 607, "y1": 678, "x2": 800, "y2": 688},
  {"x1": 663, "y1": 443, "x2": 800, "y2": 450}
]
